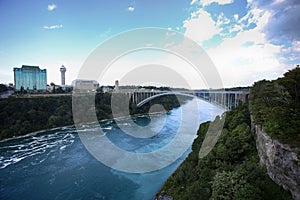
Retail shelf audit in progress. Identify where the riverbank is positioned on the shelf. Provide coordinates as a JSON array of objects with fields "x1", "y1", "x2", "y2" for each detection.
[
  {"x1": 156, "y1": 105, "x2": 292, "y2": 199},
  {"x1": 0, "y1": 93, "x2": 184, "y2": 140},
  {"x1": 0, "y1": 110, "x2": 171, "y2": 143}
]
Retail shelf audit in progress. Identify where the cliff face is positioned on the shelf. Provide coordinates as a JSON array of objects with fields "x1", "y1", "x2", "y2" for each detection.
[{"x1": 255, "y1": 125, "x2": 300, "y2": 200}]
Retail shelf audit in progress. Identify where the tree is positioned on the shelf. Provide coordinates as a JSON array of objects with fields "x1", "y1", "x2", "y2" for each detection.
[
  {"x1": 0, "y1": 84, "x2": 8, "y2": 93},
  {"x1": 250, "y1": 66, "x2": 300, "y2": 143},
  {"x1": 211, "y1": 170, "x2": 246, "y2": 200},
  {"x1": 278, "y1": 66, "x2": 300, "y2": 105}
]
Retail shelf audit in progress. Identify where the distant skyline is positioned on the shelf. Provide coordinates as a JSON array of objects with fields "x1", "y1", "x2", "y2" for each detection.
[{"x1": 0, "y1": 0, "x2": 299, "y2": 88}]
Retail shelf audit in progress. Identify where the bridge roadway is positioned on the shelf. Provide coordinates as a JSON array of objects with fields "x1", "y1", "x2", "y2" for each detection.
[{"x1": 118, "y1": 89, "x2": 250, "y2": 110}]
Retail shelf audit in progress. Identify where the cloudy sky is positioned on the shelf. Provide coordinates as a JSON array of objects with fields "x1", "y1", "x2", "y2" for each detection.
[{"x1": 0, "y1": 0, "x2": 299, "y2": 88}]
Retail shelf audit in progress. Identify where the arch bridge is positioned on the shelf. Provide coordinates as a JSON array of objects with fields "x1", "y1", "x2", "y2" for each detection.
[{"x1": 119, "y1": 89, "x2": 250, "y2": 110}]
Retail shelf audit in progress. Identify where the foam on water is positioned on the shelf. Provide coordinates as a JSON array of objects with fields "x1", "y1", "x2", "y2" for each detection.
[
  {"x1": 0, "y1": 99, "x2": 225, "y2": 200},
  {"x1": 0, "y1": 128, "x2": 76, "y2": 169}
]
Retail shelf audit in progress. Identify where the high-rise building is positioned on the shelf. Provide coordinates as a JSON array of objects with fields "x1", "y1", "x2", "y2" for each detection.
[
  {"x1": 13, "y1": 65, "x2": 47, "y2": 91},
  {"x1": 60, "y1": 65, "x2": 66, "y2": 86}
]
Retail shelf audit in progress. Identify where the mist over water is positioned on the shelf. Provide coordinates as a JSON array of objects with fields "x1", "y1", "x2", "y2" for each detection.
[{"x1": 0, "y1": 99, "x2": 224, "y2": 200}]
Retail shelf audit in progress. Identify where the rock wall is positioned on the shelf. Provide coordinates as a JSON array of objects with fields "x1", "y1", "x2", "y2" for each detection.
[{"x1": 254, "y1": 125, "x2": 300, "y2": 200}]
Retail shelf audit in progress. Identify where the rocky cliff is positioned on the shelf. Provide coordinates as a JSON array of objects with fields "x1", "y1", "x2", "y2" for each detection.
[{"x1": 255, "y1": 125, "x2": 300, "y2": 200}]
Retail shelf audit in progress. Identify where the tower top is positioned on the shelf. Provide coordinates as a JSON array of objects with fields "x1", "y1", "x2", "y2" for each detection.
[
  {"x1": 60, "y1": 65, "x2": 66, "y2": 72},
  {"x1": 60, "y1": 65, "x2": 66, "y2": 85}
]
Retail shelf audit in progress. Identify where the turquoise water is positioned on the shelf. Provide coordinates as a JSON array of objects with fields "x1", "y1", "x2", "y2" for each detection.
[{"x1": 0, "y1": 99, "x2": 224, "y2": 200}]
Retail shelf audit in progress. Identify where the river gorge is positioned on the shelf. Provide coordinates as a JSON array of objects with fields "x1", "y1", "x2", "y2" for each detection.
[{"x1": 0, "y1": 99, "x2": 224, "y2": 200}]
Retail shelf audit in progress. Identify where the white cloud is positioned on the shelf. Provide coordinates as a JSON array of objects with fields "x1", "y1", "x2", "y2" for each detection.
[
  {"x1": 292, "y1": 40, "x2": 300, "y2": 52},
  {"x1": 234, "y1": 14, "x2": 239, "y2": 20},
  {"x1": 128, "y1": 6, "x2": 135, "y2": 12},
  {"x1": 190, "y1": 0, "x2": 198, "y2": 5},
  {"x1": 191, "y1": 0, "x2": 233, "y2": 6},
  {"x1": 282, "y1": 40, "x2": 300, "y2": 54},
  {"x1": 47, "y1": 4, "x2": 56, "y2": 11},
  {"x1": 205, "y1": 10, "x2": 284, "y2": 87},
  {"x1": 100, "y1": 50, "x2": 207, "y2": 89},
  {"x1": 272, "y1": 0, "x2": 285, "y2": 5},
  {"x1": 279, "y1": 40, "x2": 300, "y2": 64},
  {"x1": 184, "y1": 9, "x2": 220, "y2": 44},
  {"x1": 43, "y1": 24, "x2": 63, "y2": 30},
  {"x1": 249, "y1": 0, "x2": 300, "y2": 41},
  {"x1": 216, "y1": 12, "x2": 231, "y2": 26},
  {"x1": 182, "y1": 2, "x2": 289, "y2": 87}
]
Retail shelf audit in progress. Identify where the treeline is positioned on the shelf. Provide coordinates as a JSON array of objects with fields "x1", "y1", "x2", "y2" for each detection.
[
  {"x1": 0, "y1": 93, "x2": 185, "y2": 140},
  {"x1": 158, "y1": 105, "x2": 292, "y2": 200},
  {"x1": 0, "y1": 84, "x2": 9, "y2": 93},
  {"x1": 0, "y1": 96, "x2": 73, "y2": 139},
  {"x1": 250, "y1": 67, "x2": 300, "y2": 145}
]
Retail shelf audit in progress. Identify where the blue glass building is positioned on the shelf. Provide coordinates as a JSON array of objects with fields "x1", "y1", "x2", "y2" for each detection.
[{"x1": 14, "y1": 65, "x2": 47, "y2": 91}]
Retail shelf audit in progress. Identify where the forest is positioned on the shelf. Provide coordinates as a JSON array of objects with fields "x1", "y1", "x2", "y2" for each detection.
[
  {"x1": 250, "y1": 67, "x2": 300, "y2": 145},
  {"x1": 0, "y1": 92, "x2": 184, "y2": 140},
  {"x1": 157, "y1": 105, "x2": 292, "y2": 200}
]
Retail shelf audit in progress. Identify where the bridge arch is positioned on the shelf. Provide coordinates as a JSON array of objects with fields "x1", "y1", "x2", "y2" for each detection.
[{"x1": 136, "y1": 92, "x2": 197, "y2": 107}]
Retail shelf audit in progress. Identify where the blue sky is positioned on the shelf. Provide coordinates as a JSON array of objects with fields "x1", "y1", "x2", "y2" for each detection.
[{"x1": 0, "y1": 0, "x2": 299, "y2": 87}]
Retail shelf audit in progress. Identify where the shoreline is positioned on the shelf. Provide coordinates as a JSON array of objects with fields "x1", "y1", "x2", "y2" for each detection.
[
  {"x1": 0, "y1": 97, "x2": 217, "y2": 143},
  {"x1": 0, "y1": 98, "x2": 219, "y2": 143},
  {"x1": 0, "y1": 110, "x2": 171, "y2": 143},
  {"x1": 0, "y1": 124, "x2": 75, "y2": 143}
]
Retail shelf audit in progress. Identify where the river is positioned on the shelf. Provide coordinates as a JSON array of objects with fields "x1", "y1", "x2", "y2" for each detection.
[{"x1": 0, "y1": 98, "x2": 224, "y2": 200}]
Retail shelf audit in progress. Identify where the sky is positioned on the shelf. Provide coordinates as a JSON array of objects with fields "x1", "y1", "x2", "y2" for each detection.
[{"x1": 0, "y1": 0, "x2": 299, "y2": 88}]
